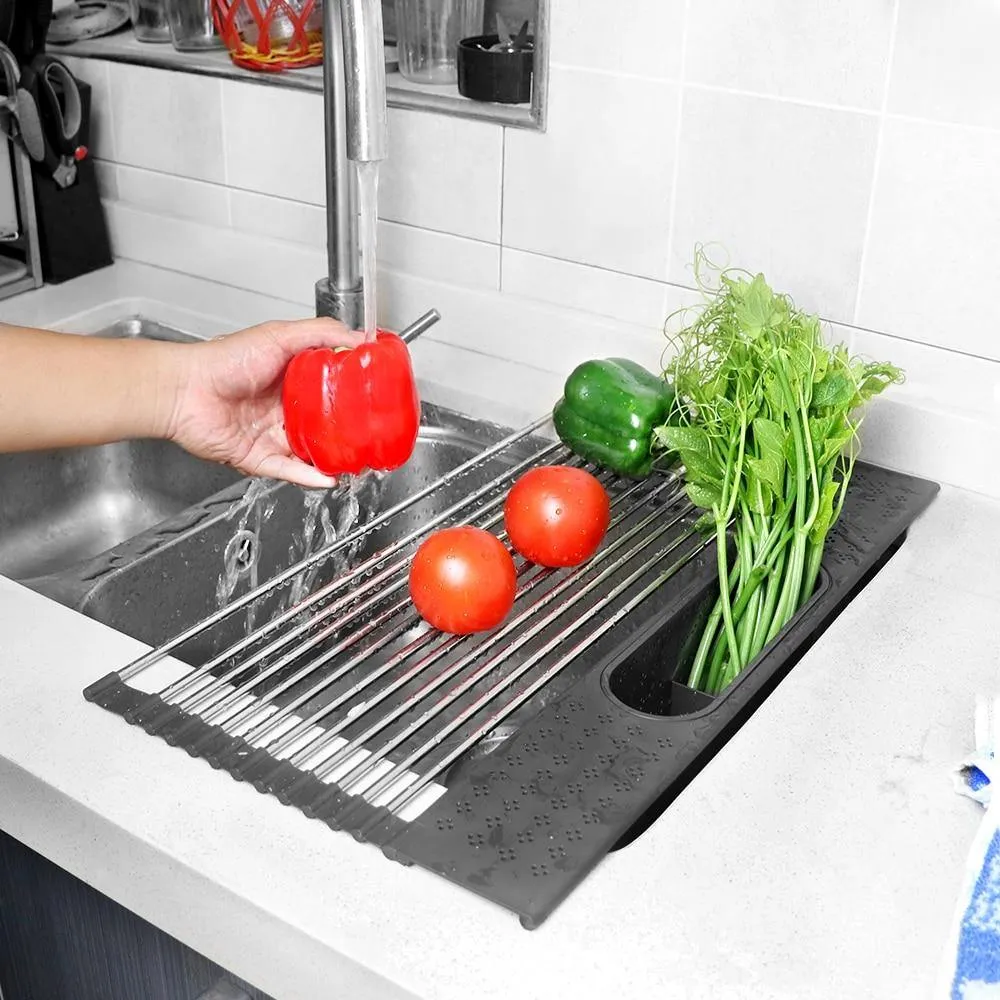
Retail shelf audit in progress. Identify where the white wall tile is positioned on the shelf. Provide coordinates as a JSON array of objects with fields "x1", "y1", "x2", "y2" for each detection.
[
  {"x1": 501, "y1": 248, "x2": 668, "y2": 328},
  {"x1": 503, "y1": 67, "x2": 678, "y2": 281},
  {"x1": 379, "y1": 109, "x2": 503, "y2": 243},
  {"x1": 378, "y1": 268, "x2": 668, "y2": 378},
  {"x1": 858, "y1": 118, "x2": 1000, "y2": 362},
  {"x1": 889, "y1": 0, "x2": 1000, "y2": 130},
  {"x1": 93, "y1": 160, "x2": 118, "y2": 201},
  {"x1": 549, "y1": 0, "x2": 686, "y2": 81},
  {"x1": 222, "y1": 82, "x2": 326, "y2": 205},
  {"x1": 109, "y1": 64, "x2": 225, "y2": 183},
  {"x1": 116, "y1": 165, "x2": 230, "y2": 227},
  {"x1": 105, "y1": 203, "x2": 324, "y2": 307},
  {"x1": 851, "y1": 326, "x2": 1000, "y2": 422},
  {"x1": 857, "y1": 396, "x2": 1000, "y2": 499},
  {"x1": 669, "y1": 89, "x2": 878, "y2": 322},
  {"x1": 230, "y1": 189, "x2": 326, "y2": 247},
  {"x1": 379, "y1": 222, "x2": 499, "y2": 290},
  {"x1": 685, "y1": 0, "x2": 895, "y2": 109},
  {"x1": 61, "y1": 56, "x2": 115, "y2": 159}
]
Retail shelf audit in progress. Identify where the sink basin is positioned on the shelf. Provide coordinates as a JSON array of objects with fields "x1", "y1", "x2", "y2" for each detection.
[
  {"x1": 70, "y1": 407, "x2": 518, "y2": 661},
  {"x1": 3, "y1": 312, "x2": 521, "y2": 661},
  {"x1": 0, "y1": 317, "x2": 240, "y2": 583},
  {"x1": 0, "y1": 440, "x2": 242, "y2": 581}
]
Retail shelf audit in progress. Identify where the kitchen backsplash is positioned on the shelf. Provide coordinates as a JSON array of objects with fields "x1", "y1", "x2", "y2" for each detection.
[{"x1": 60, "y1": 0, "x2": 1000, "y2": 497}]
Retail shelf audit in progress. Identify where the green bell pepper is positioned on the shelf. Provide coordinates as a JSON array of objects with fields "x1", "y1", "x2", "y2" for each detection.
[{"x1": 552, "y1": 358, "x2": 676, "y2": 478}]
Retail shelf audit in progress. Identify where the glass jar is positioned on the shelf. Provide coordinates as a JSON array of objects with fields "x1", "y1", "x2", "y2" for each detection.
[
  {"x1": 165, "y1": 0, "x2": 223, "y2": 51},
  {"x1": 129, "y1": 0, "x2": 171, "y2": 42},
  {"x1": 394, "y1": 0, "x2": 484, "y2": 85}
]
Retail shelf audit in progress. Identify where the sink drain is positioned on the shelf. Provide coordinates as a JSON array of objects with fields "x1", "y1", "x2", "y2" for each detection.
[{"x1": 224, "y1": 530, "x2": 259, "y2": 577}]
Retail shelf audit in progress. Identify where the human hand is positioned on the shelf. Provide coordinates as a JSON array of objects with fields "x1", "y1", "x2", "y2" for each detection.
[{"x1": 166, "y1": 318, "x2": 363, "y2": 489}]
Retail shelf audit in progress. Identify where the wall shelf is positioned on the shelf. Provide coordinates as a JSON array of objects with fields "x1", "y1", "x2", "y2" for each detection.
[{"x1": 55, "y1": 27, "x2": 547, "y2": 132}]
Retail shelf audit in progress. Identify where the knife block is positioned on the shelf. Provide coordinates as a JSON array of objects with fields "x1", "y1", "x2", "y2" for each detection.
[{"x1": 30, "y1": 78, "x2": 113, "y2": 284}]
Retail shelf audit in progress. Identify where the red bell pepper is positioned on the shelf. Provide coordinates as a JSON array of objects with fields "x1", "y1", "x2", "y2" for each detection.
[{"x1": 282, "y1": 331, "x2": 420, "y2": 477}]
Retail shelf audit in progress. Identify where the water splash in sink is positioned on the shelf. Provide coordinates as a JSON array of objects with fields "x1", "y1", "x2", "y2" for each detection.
[
  {"x1": 216, "y1": 478, "x2": 274, "y2": 630},
  {"x1": 215, "y1": 472, "x2": 390, "y2": 634}
]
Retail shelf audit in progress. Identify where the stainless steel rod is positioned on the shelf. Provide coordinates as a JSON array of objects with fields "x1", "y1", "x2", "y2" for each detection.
[
  {"x1": 329, "y1": 501, "x2": 695, "y2": 793},
  {"x1": 344, "y1": 524, "x2": 706, "y2": 810},
  {"x1": 201, "y1": 592, "x2": 414, "y2": 729},
  {"x1": 120, "y1": 414, "x2": 554, "y2": 681},
  {"x1": 243, "y1": 471, "x2": 639, "y2": 755},
  {"x1": 187, "y1": 470, "x2": 529, "y2": 722},
  {"x1": 147, "y1": 437, "x2": 565, "y2": 711},
  {"x1": 380, "y1": 535, "x2": 713, "y2": 819},
  {"x1": 265, "y1": 566, "x2": 551, "y2": 770},
  {"x1": 235, "y1": 557, "x2": 538, "y2": 750},
  {"x1": 183, "y1": 577, "x2": 411, "y2": 719},
  {"x1": 278, "y1": 479, "x2": 683, "y2": 777}
]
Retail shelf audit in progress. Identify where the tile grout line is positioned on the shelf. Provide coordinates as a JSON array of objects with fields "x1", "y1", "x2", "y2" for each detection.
[
  {"x1": 851, "y1": 0, "x2": 901, "y2": 328},
  {"x1": 685, "y1": 79, "x2": 881, "y2": 119},
  {"x1": 662, "y1": 0, "x2": 692, "y2": 286}
]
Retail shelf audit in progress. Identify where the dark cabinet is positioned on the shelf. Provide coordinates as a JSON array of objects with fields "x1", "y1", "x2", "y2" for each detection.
[{"x1": 0, "y1": 831, "x2": 273, "y2": 1000}]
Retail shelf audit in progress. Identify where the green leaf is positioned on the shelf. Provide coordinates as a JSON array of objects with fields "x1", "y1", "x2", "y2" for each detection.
[
  {"x1": 745, "y1": 467, "x2": 773, "y2": 517},
  {"x1": 680, "y1": 449, "x2": 722, "y2": 486},
  {"x1": 693, "y1": 510, "x2": 717, "y2": 535},
  {"x1": 855, "y1": 361, "x2": 904, "y2": 403},
  {"x1": 808, "y1": 478, "x2": 841, "y2": 546},
  {"x1": 753, "y1": 417, "x2": 785, "y2": 458},
  {"x1": 811, "y1": 372, "x2": 854, "y2": 410},
  {"x1": 763, "y1": 370, "x2": 786, "y2": 415},
  {"x1": 812, "y1": 345, "x2": 830, "y2": 384},
  {"x1": 732, "y1": 274, "x2": 777, "y2": 336},
  {"x1": 656, "y1": 424, "x2": 712, "y2": 455},
  {"x1": 819, "y1": 429, "x2": 854, "y2": 467},
  {"x1": 807, "y1": 415, "x2": 836, "y2": 465},
  {"x1": 685, "y1": 481, "x2": 722, "y2": 510},
  {"x1": 748, "y1": 454, "x2": 783, "y2": 497},
  {"x1": 786, "y1": 341, "x2": 813, "y2": 380}
]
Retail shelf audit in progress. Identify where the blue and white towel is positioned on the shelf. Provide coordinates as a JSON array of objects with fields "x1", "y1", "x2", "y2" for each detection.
[{"x1": 940, "y1": 697, "x2": 1000, "y2": 999}]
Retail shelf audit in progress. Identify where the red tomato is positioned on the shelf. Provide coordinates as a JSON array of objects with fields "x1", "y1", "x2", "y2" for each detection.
[
  {"x1": 504, "y1": 466, "x2": 611, "y2": 567},
  {"x1": 409, "y1": 526, "x2": 517, "y2": 634}
]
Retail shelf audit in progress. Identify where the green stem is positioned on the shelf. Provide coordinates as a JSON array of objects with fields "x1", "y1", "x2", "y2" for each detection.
[
  {"x1": 687, "y1": 592, "x2": 724, "y2": 691},
  {"x1": 737, "y1": 584, "x2": 763, "y2": 667},
  {"x1": 705, "y1": 613, "x2": 734, "y2": 695},
  {"x1": 715, "y1": 516, "x2": 740, "y2": 683},
  {"x1": 799, "y1": 395, "x2": 821, "y2": 533},
  {"x1": 766, "y1": 531, "x2": 807, "y2": 645},
  {"x1": 748, "y1": 544, "x2": 788, "y2": 663},
  {"x1": 801, "y1": 533, "x2": 826, "y2": 604}
]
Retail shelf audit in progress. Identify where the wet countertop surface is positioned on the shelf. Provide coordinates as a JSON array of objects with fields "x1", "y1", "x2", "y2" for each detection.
[{"x1": 0, "y1": 263, "x2": 997, "y2": 1000}]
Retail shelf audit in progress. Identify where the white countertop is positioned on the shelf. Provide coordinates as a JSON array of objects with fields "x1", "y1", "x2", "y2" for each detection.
[{"x1": 1, "y1": 263, "x2": 997, "y2": 1000}]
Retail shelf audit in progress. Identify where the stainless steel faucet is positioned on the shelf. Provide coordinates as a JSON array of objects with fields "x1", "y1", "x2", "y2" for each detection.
[{"x1": 315, "y1": 0, "x2": 388, "y2": 330}]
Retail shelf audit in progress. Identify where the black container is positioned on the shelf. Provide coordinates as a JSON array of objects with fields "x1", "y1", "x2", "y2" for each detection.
[
  {"x1": 30, "y1": 78, "x2": 113, "y2": 284},
  {"x1": 457, "y1": 34, "x2": 533, "y2": 104}
]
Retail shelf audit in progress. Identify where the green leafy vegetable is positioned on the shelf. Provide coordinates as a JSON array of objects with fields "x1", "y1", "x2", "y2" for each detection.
[{"x1": 657, "y1": 252, "x2": 903, "y2": 695}]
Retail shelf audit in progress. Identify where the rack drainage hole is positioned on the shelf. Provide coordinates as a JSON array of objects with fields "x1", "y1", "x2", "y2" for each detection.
[{"x1": 224, "y1": 530, "x2": 259, "y2": 577}]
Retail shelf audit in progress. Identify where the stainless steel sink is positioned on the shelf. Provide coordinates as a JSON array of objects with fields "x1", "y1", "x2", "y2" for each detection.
[
  {"x1": 69, "y1": 410, "x2": 518, "y2": 661},
  {"x1": 0, "y1": 440, "x2": 242, "y2": 581},
  {"x1": 0, "y1": 317, "x2": 239, "y2": 583},
  {"x1": 3, "y1": 314, "x2": 519, "y2": 664}
]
